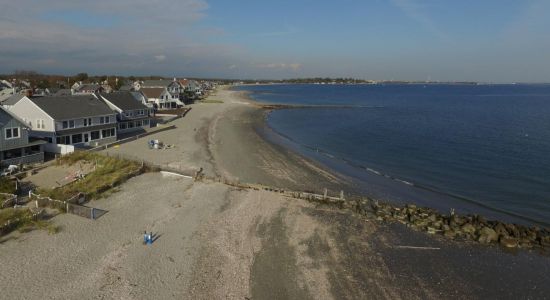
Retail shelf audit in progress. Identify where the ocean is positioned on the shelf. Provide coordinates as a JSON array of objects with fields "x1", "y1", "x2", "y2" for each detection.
[{"x1": 236, "y1": 84, "x2": 550, "y2": 226}]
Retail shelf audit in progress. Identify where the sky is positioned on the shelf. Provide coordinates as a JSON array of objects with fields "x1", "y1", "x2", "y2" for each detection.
[{"x1": 0, "y1": 0, "x2": 549, "y2": 82}]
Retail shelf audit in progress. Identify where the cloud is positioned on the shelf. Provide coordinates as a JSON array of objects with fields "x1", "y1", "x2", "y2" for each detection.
[{"x1": 0, "y1": 0, "x2": 244, "y2": 76}]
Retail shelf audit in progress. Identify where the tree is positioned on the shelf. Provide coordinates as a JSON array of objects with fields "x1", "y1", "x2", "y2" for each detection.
[{"x1": 75, "y1": 72, "x2": 88, "y2": 82}]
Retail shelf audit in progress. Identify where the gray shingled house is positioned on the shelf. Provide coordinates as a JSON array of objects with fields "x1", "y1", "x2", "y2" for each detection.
[
  {"x1": 8, "y1": 95, "x2": 117, "y2": 151},
  {"x1": 98, "y1": 92, "x2": 153, "y2": 134},
  {"x1": 0, "y1": 106, "x2": 45, "y2": 167}
]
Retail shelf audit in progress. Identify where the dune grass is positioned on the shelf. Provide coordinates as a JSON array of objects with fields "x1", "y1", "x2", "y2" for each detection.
[
  {"x1": 38, "y1": 152, "x2": 143, "y2": 201},
  {"x1": 0, "y1": 208, "x2": 59, "y2": 235},
  {"x1": 0, "y1": 177, "x2": 16, "y2": 194}
]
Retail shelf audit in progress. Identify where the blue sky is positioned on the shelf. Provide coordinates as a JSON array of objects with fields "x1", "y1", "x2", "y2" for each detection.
[{"x1": 0, "y1": 0, "x2": 549, "y2": 82}]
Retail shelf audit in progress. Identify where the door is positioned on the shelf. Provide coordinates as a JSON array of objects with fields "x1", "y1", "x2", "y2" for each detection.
[{"x1": 84, "y1": 133, "x2": 89, "y2": 143}]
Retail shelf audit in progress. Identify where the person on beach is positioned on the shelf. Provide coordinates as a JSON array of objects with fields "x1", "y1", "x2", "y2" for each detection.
[{"x1": 143, "y1": 231, "x2": 148, "y2": 244}]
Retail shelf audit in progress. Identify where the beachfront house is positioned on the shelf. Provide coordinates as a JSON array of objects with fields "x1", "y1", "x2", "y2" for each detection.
[
  {"x1": 98, "y1": 92, "x2": 152, "y2": 134},
  {"x1": 0, "y1": 106, "x2": 45, "y2": 167},
  {"x1": 139, "y1": 79, "x2": 184, "y2": 109},
  {"x1": 8, "y1": 95, "x2": 117, "y2": 152}
]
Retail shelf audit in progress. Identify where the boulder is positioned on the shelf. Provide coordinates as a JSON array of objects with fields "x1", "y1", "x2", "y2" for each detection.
[
  {"x1": 461, "y1": 223, "x2": 476, "y2": 235},
  {"x1": 478, "y1": 227, "x2": 498, "y2": 244},
  {"x1": 493, "y1": 223, "x2": 508, "y2": 236},
  {"x1": 444, "y1": 230, "x2": 456, "y2": 239},
  {"x1": 427, "y1": 227, "x2": 438, "y2": 234},
  {"x1": 500, "y1": 237, "x2": 519, "y2": 248},
  {"x1": 505, "y1": 224, "x2": 520, "y2": 238}
]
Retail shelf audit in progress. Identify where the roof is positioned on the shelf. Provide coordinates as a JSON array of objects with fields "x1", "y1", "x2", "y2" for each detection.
[
  {"x1": 0, "y1": 104, "x2": 31, "y2": 130},
  {"x1": 141, "y1": 79, "x2": 174, "y2": 88},
  {"x1": 54, "y1": 89, "x2": 71, "y2": 96},
  {"x1": 76, "y1": 84, "x2": 102, "y2": 92},
  {"x1": 119, "y1": 84, "x2": 134, "y2": 91},
  {"x1": 1, "y1": 94, "x2": 25, "y2": 106},
  {"x1": 140, "y1": 88, "x2": 164, "y2": 99},
  {"x1": 29, "y1": 95, "x2": 115, "y2": 120},
  {"x1": 100, "y1": 92, "x2": 148, "y2": 111}
]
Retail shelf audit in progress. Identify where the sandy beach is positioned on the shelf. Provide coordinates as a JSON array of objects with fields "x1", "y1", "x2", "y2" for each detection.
[{"x1": 1, "y1": 87, "x2": 549, "y2": 299}]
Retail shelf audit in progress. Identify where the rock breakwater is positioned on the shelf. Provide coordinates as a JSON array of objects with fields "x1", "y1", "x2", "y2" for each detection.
[{"x1": 352, "y1": 198, "x2": 550, "y2": 252}]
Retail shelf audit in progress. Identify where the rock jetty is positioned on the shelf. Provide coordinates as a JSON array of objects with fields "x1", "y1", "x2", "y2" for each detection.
[{"x1": 352, "y1": 199, "x2": 550, "y2": 251}]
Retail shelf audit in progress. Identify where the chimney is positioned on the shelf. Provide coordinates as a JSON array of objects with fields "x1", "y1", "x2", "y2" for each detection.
[{"x1": 26, "y1": 89, "x2": 33, "y2": 97}]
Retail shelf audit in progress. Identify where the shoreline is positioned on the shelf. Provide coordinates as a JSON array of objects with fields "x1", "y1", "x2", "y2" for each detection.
[{"x1": 230, "y1": 86, "x2": 550, "y2": 250}]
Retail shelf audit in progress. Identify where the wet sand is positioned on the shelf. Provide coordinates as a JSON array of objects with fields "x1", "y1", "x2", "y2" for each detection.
[{"x1": 0, "y1": 87, "x2": 549, "y2": 299}]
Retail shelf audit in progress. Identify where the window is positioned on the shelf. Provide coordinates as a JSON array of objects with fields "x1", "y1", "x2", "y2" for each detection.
[
  {"x1": 143, "y1": 119, "x2": 149, "y2": 125},
  {"x1": 100, "y1": 117, "x2": 105, "y2": 124},
  {"x1": 102, "y1": 128, "x2": 115, "y2": 138},
  {"x1": 69, "y1": 120, "x2": 75, "y2": 128},
  {"x1": 5, "y1": 127, "x2": 20, "y2": 139},
  {"x1": 35, "y1": 119, "x2": 45, "y2": 129},
  {"x1": 105, "y1": 116, "x2": 110, "y2": 123},
  {"x1": 128, "y1": 122, "x2": 135, "y2": 129},
  {"x1": 135, "y1": 120, "x2": 142, "y2": 127},
  {"x1": 90, "y1": 131, "x2": 100, "y2": 140},
  {"x1": 83, "y1": 118, "x2": 92, "y2": 127},
  {"x1": 47, "y1": 137, "x2": 53, "y2": 143},
  {"x1": 62, "y1": 121, "x2": 68, "y2": 129},
  {"x1": 57, "y1": 136, "x2": 70, "y2": 144},
  {"x1": 119, "y1": 123, "x2": 127, "y2": 130},
  {"x1": 71, "y1": 134, "x2": 82, "y2": 144}
]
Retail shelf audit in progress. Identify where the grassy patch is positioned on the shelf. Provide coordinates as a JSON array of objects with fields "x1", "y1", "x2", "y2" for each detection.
[
  {"x1": 39, "y1": 152, "x2": 143, "y2": 201},
  {"x1": 0, "y1": 208, "x2": 30, "y2": 225},
  {"x1": 0, "y1": 177, "x2": 16, "y2": 194},
  {"x1": 0, "y1": 208, "x2": 59, "y2": 236},
  {"x1": 201, "y1": 99, "x2": 224, "y2": 104}
]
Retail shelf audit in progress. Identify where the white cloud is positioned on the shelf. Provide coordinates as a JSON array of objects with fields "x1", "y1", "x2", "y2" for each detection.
[{"x1": 0, "y1": 0, "x2": 243, "y2": 76}]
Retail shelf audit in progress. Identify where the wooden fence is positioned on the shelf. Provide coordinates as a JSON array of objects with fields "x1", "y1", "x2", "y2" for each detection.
[
  {"x1": 1, "y1": 193, "x2": 18, "y2": 209},
  {"x1": 0, "y1": 208, "x2": 44, "y2": 236},
  {"x1": 30, "y1": 192, "x2": 107, "y2": 220}
]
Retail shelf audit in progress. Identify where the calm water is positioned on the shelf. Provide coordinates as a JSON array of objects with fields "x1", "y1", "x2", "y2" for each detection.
[{"x1": 236, "y1": 84, "x2": 550, "y2": 225}]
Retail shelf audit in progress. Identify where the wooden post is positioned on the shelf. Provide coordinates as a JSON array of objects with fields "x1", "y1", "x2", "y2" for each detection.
[
  {"x1": 323, "y1": 188, "x2": 328, "y2": 199},
  {"x1": 340, "y1": 190, "x2": 344, "y2": 200}
]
